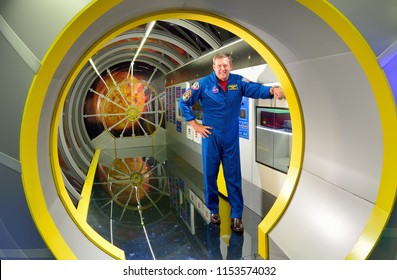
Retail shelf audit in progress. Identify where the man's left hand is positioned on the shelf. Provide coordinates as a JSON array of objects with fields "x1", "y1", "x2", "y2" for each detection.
[{"x1": 272, "y1": 86, "x2": 285, "y2": 100}]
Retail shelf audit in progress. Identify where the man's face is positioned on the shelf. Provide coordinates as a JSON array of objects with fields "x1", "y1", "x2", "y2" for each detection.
[{"x1": 213, "y1": 57, "x2": 232, "y2": 81}]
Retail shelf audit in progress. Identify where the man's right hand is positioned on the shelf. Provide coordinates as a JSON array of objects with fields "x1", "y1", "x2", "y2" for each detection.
[{"x1": 189, "y1": 120, "x2": 212, "y2": 138}]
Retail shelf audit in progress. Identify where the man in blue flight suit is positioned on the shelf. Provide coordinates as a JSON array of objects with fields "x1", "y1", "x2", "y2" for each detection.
[{"x1": 178, "y1": 52, "x2": 285, "y2": 232}]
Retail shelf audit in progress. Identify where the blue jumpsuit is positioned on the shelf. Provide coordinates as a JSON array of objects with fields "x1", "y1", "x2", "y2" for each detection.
[{"x1": 178, "y1": 71, "x2": 272, "y2": 219}]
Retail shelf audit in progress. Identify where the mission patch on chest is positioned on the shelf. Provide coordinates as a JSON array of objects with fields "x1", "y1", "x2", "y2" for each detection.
[{"x1": 228, "y1": 84, "x2": 238, "y2": 90}]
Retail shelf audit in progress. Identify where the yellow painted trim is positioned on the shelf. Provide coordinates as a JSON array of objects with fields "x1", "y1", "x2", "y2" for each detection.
[
  {"x1": 20, "y1": 0, "x2": 125, "y2": 260},
  {"x1": 77, "y1": 149, "x2": 101, "y2": 219},
  {"x1": 297, "y1": 0, "x2": 397, "y2": 259},
  {"x1": 77, "y1": 10, "x2": 304, "y2": 260},
  {"x1": 48, "y1": 1, "x2": 126, "y2": 260},
  {"x1": 258, "y1": 167, "x2": 301, "y2": 259},
  {"x1": 217, "y1": 163, "x2": 228, "y2": 197},
  {"x1": 22, "y1": 3, "x2": 303, "y2": 259},
  {"x1": 20, "y1": 68, "x2": 77, "y2": 259},
  {"x1": 219, "y1": 194, "x2": 232, "y2": 245}
]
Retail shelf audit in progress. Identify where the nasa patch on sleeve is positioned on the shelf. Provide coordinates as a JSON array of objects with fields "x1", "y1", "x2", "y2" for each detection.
[
  {"x1": 182, "y1": 89, "x2": 192, "y2": 101},
  {"x1": 191, "y1": 81, "x2": 200, "y2": 90}
]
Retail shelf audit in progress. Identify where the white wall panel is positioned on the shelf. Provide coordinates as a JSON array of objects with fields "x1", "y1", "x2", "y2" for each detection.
[
  {"x1": 269, "y1": 170, "x2": 374, "y2": 259},
  {"x1": 287, "y1": 53, "x2": 383, "y2": 202}
]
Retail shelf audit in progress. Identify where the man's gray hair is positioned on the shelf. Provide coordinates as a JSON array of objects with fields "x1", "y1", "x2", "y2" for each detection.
[{"x1": 212, "y1": 52, "x2": 233, "y2": 64}]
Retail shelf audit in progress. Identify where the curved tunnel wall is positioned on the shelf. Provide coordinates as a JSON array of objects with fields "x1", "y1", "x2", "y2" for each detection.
[{"x1": 0, "y1": 0, "x2": 396, "y2": 259}]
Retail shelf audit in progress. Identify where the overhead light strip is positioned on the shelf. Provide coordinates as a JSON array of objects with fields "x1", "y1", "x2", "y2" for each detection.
[
  {"x1": 129, "y1": 21, "x2": 156, "y2": 78},
  {"x1": 89, "y1": 58, "x2": 109, "y2": 89}
]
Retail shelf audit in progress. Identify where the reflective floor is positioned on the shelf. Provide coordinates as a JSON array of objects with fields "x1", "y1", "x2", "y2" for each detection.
[{"x1": 86, "y1": 146, "x2": 265, "y2": 260}]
